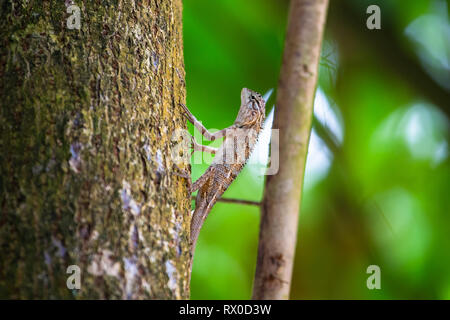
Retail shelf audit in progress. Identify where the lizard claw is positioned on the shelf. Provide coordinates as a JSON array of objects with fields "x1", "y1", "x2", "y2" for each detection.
[
  {"x1": 188, "y1": 134, "x2": 196, "y2": 155},
  {"x1": 173, "y1": 164, "x2": 192, "y2": 190}
]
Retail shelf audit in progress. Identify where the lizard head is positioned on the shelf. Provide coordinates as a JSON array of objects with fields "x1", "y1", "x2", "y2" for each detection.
[{"x1": 235, "y1": 88, "x2": 266, "y2": 128}]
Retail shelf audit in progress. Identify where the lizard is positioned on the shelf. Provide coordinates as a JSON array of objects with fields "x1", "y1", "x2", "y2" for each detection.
[{"x1": 180, "y1": 88, "x2": 266, "y2": 269}]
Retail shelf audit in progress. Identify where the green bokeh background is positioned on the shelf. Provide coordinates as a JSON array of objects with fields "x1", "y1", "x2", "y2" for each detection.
[{"x1": 183, "y1": 0, "x2": 450, "y2": 299}]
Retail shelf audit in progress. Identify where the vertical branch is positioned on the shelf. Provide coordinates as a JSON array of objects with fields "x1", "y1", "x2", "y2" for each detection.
[{"x1": 252, "y1": 0, "x2": 329, "y2": 300}]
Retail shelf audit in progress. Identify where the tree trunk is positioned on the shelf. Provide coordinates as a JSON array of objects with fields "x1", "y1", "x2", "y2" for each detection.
[{"x1": 0, "y1": 0, "x2": 190, "y2": 299}]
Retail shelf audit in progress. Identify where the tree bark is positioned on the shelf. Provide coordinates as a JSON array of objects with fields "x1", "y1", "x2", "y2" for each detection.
[
  {"x1": 252, "y1": 0, "x2": 329, "y2": 300},
  {"x1": 0, "y1": 0, "x2": 190, "y2": 299}
]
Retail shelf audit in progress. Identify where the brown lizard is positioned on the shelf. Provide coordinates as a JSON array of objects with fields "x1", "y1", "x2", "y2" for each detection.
[{"x1": 180, "y1": 88, "x2": 266, "y2": 270}]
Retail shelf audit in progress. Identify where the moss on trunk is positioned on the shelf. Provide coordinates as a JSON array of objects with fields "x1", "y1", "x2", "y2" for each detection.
[{"x1": 0, "y1": 0, "x2": 190, "y2": 299}]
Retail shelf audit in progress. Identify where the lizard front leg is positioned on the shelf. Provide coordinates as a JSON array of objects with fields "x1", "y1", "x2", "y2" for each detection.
[
  {"x1": 180, "y1": 103, "x2": 234, "y2": 141},
  {"x1": 193, "y1": 142, "x2": 217, "y2": 154},
  {"x1": 189, "y1": 134, "x2": 218, "y2": 154}
]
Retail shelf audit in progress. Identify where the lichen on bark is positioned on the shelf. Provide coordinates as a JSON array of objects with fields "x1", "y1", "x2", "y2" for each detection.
[{"x1": 0, "y1": 0, "x2": 190, "y2": 299}]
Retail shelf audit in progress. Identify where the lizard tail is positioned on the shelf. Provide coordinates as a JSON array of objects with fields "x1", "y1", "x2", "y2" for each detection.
[
  {"x1": 190, "y1": 201, "x2": 207, "y2": 257},
  {"x1": 188, "y1": 200, "x2": 208, "y2": 285}
]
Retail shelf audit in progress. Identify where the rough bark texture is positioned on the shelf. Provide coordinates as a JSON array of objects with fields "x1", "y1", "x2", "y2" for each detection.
[
  {"x1": 0, "y1": 0, "x2": 190, "y2": 299},
  {"x1": 252, "y1": 0, "x2": 329, "y2": 300}
]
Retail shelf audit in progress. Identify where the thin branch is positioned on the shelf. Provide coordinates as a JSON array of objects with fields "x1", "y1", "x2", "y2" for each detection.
[
  {"x1": 190, "y1": 196, "x2": 260, "y2": 207},
  {"x1": 252, "y1": 0, "x2": 329, "y2": 300},
  {"x1": 312, "y1": 116, "x2": 340, "y2": 154}
]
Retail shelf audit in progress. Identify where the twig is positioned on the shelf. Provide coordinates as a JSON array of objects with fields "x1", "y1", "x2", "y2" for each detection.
[
  {"x1": 190, "y1": 196, "x2": 260, "y2": 207},
  {"x1": 252, "y1": 0, "x2": 329, "y2": 300}
]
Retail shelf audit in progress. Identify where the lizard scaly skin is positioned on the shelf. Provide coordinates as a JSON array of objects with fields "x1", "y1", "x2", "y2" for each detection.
[{"x1": 181, "y1": 88, "x2": 266, "y2": 268}]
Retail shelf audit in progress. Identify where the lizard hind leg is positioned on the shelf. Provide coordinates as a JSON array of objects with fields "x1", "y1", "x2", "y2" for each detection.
[{"x1": 190, "y1": 166, "x2": 214, "y2": 193}]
